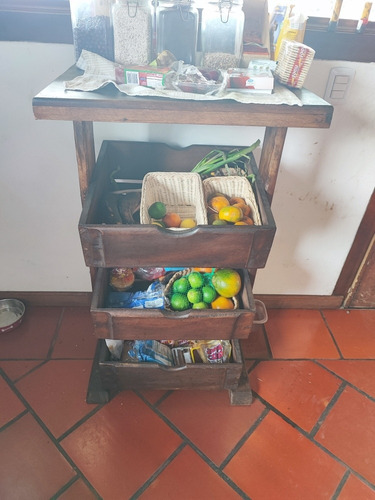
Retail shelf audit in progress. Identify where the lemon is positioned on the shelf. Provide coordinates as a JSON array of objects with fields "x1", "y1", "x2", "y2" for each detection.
[
  {"x1": 148, "y1": 201, "x2": 167, "y2": 219},
  {"x1": 192, "y1": 302, "x2": 209, "y2": 309},
  {"x1": 170, "y1": 293, "x2": 190, "y2": 311},
  {"x1": 187, "y1": 288, "x2": 203, "y2": 304},
  {"x1": 173, "y1": 277, "x2": 189, "y2": 294},
  {"x1": 180, "y1": 218, "x2": 196, "y2": 228},
  {"x1": 202, "y1": 285, "x2": 217, "y2": 303},
  {"x1": 188, "y1": 272, "x2": 204, "y2": 289},
  {"x1": 219, "y1": 205, "x2": 243, "y2": 223}
]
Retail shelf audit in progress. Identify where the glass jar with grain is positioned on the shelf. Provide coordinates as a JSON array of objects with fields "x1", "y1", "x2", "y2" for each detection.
[
  {"x1": 112, "y1": 0, "x2": 153, "y2": 65},
  {"x1": 70, "y1": 0, "x2": 114, "y2": 61},
  {"x1": 201, "y1": 0, "x2": 244, "y2": 69}
]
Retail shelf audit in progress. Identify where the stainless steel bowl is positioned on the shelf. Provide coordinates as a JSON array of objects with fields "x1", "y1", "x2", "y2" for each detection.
[{"x1": 0, "y1": 299, "x2": 25, "y2": 334}]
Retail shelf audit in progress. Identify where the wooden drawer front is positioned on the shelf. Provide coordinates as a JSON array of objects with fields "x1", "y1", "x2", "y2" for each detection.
[
  {"x1": 79, "y1": 141, "x2": 276, "y2": 269},
  {"x1": 91, "y1": 268, "x2": 256, "y2": 340},
  {"x1": 98, "y1": 339, "x2": 243, "y2": 392}
]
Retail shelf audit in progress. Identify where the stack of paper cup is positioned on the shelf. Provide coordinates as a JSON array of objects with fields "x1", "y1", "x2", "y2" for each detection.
[{"x1": 275, "y1": 40, "x2": 315, "y2": 89}]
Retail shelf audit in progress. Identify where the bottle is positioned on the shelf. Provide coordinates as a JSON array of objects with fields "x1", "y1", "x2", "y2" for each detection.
[
  {"x1": 200, "y1": 0, "x2": 244, "y2": 69},
  {"x1": 156, "y1": 0, "x2": 198, "y2": 64},
  {"x1": 69, "y1": 0, "x2": 114, "y2": 61},
  {"x1": 112, "y1": 0, "x2": 153, "y2": 65}
]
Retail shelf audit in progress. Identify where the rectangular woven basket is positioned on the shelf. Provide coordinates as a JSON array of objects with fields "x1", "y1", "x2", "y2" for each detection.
[
  {"x1": 140, "y1": 172, "x2": 208, "y2": 226},
  {"x1": 203, "y1": 176, "x2": 262, "y2": 225}
]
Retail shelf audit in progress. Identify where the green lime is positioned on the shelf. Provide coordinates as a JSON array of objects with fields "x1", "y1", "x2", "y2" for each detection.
[
  {"x1": 188, "y1": 272, "x2": 204, "y2": 289},
  {"x1": 170, "y1": 293, "x2": 190, "y2": 311},
  {"x1": 187, "y1": 288, "x2": 203, "y2": 304},
  {"x1": 173, "y1": 277, "x2": 190, "y2": 294},
  {"x1": 148, "y1": 201, "x2": 167, "y2": 219},
  {"x1": 202, "y1": 285, "x2": 217, "y2": 304},
  {"x1": 192, "y1": 301, "x2": 209, "y2": 309},
  {"x1": 212, "y1": 219, "x2": 228, "y2": 225}
]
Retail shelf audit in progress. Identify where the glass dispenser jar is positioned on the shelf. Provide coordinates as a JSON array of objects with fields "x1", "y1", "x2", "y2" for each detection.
[
  {"x1": 112, "y1": 0, "x2": 153, "y2": 65},
  {"x1": 156, "y1": 0, "x2": 198, "y2": 65},
  {"x1": 70, "y1": 0, "x2": 114, "y2": 61},
  {"x1": 200, "y1": 0, "x2": 244, "y2": 69}
]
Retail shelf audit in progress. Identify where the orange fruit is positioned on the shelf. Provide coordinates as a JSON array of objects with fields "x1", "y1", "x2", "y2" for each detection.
[
  {"x1": 209, "y1": 195, "x2": 229, "y2": 213},
  {"x1": 211, "y1": 268, "x2": 241, "y2": 298},
  {"x1": 234, "y1": 221, "x2": 247, "y2": 225},
  {"x1": 163, "y1": 212, "x2": 181, "y2": 228},
  {"x1": 229, "y1": 196, "x2": 245, "y2": 205},
  {"x1": 211, "y1": 296, "x2": 234, "y2": 309},
  {"x1": 193, "y1": 267, "x2": 214, "y2": 273},
  {"x1": 241, "y1": 216, "x2": 254, "y2": 225},
  {"x1": 218, "y1": 205, "x2": 243, "y2": 223}
]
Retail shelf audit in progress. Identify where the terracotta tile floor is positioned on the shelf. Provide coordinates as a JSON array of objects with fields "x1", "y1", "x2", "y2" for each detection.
[{"x1": 1, "y1": 306, "x2": 375, "y2": 499}]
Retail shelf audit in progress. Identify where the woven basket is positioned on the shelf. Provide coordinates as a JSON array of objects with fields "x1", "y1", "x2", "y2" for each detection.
[
  {"x1": 275, "y1": 40, "x2": 315, "y2": 89},
  {"x1": 164, "y1": 268, "x2": 239, "y2": 311},
  {"x1": 203, "y1": 176, "x2": 262, "y2": 225},
  {"x1": 140, "y1": 172, "x2": 208, "y2": 227}
]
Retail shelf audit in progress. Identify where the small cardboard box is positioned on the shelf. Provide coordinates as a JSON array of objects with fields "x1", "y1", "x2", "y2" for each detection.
[
  {"x1": 115, "y1": 66, "x2": 170, "y2": 88},
  {"x1": 226, "y1": 66, "x2": 274, "y2": 93}
]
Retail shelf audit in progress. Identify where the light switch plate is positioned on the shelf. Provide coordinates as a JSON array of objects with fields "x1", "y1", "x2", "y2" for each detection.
[{"x1": 324, "y1": 67, "x2": 356, "y2": 103}]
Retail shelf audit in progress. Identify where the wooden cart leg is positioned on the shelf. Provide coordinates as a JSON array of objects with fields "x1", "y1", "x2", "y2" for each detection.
[
  {"x1": 229, "y1": 363, "x2": 253, "y2": 405},
  {"x1": 86, "y1": 340, "x2": 111, "y2": 404}
]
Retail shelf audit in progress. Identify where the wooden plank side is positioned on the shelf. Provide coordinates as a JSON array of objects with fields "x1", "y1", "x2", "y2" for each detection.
[{"x1": 32, "y1": 66, "x2": 333, "y2": 129}]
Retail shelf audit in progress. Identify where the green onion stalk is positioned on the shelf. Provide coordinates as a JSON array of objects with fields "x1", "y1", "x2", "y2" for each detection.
[{"x1": 191, "y1": 140, "x2": 260, "y2": 180}]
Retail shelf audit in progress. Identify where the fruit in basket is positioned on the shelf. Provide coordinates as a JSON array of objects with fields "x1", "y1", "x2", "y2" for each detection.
[
  {"x1": 170, "y1": 293, "x2": 190, "y2": 311},
  {"x1": 208, "y1": 213, "x2": 220, "y2": 224},
  {"x1": 187, "y1": 288, "x2": 203, "y2": 304},
  {"x1": 229, "y1": 196, "x2": 246, "y2": 205},
  {"x1": 163, "y1": 212, "x2": 182, "y2": 228},
  {"x1": 188, "y1": 272, "x2": 204, "y2": 289},
  {"x1": 232, "y1": 202, "x2": 252, "y2": 217},
  {"x1": 211, "y1": 296, "x2": 235, "y2": 309},
  {"x1": 173, "y1": 277, "x2": 190, "y2": 294},
  {"x1": 218, "y1": 205, "x2": 243, "y2": 223},
  {"x1": 180, "y1": 218, "x2": 196, "y2": 228},
  {"x1": 211, "y1": 268, "x2": 241, "y2": 298},
  {"x1": 202, "y1": 285, "x2": 217, "y2": 304},
  {"x1": 212, "y1": 219, "x2": 228, "y2": 225},
  {"x1": 148, "y1": 201, "x2": 167, "y2": 219},
  {"x1": 241, "y1": 216, "x2": 254, "y2": 225},
  {"x1": 208, "y1": 195, "x2": 229, "y2": 213},
  {"x1": 192, "y1": 301, "x2": 209, "y2": 309}
]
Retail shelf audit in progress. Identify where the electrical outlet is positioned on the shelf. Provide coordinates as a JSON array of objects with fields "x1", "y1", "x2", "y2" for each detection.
[{"x1": 324, "y1": 67, "x2": 356, "y2": 103}]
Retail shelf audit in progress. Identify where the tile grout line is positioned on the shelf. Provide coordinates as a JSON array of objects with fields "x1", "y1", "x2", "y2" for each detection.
[
  {"x1": 309, "y1": 381, "x2": 347, "y2": 438},
  {"x1": 135, "y1": 390, "x2": 251, "y2": 499},
  {"x1": 254, "y1": 389, "x2": 375, "y2": 490},
  {"x1": 331, "y1": 470, "x2": 351, "y2": 500},
  {"x1": 46, "y1": 307, "x2": 66, "y2": 360},
  {"x1": 220, "y1": 406, "x2": 270, "y2": 469},
  {"x1": 319, "y1": 310, "x2": 344, "y2": 359},
  {"x1": 262, "y1": 323, "x2": 274, "y2": 359},
  {"x1": 129, "y1": 442, "x2": 187, "y2": 499},
  {"x1": 314, "y1": 360, "x2": 375, "y2": 404},
  {"x1": 0, "y1": 368, "x2": 102, "y2": 499}
]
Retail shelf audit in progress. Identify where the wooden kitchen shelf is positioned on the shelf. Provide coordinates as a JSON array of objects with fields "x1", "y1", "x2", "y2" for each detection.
[{"x1": 32, "y1": 66, "x2": 333, "y2": 405}]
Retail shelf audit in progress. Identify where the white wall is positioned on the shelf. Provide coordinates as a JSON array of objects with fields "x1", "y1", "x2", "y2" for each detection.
[{"x1": 1, "y1": 41, "x2": 374, "y2": 294}]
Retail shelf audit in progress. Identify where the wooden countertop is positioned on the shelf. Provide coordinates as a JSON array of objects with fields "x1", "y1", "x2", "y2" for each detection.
[{"x1": 33, "y1": 66, "x2": 333, "y2": 129}]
